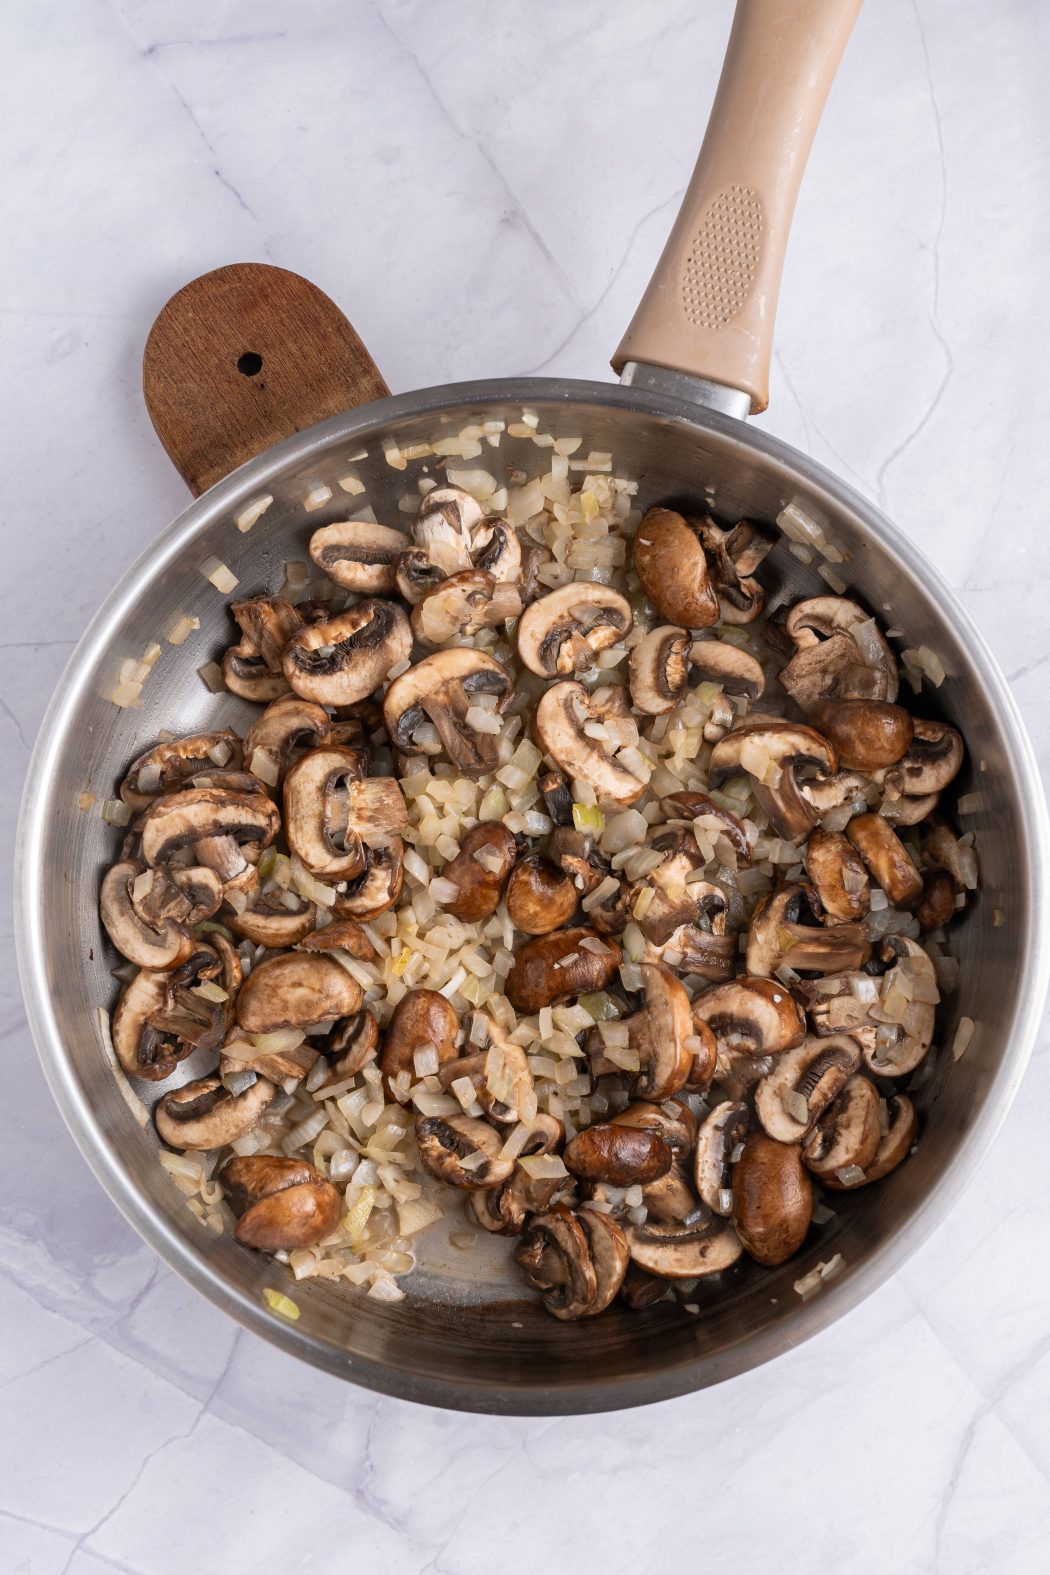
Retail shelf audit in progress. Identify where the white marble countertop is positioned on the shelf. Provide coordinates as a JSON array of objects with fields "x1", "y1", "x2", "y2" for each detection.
[{"x1": 3, "y1": 1, "x2": 1049, "y2": 1570}]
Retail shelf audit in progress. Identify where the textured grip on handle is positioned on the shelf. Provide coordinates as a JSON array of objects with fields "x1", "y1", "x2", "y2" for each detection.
[
  {"x1": 143, "y1": 263, "x2": 389, "y2": 495},
  {"x1": 613, "y1": 0, "x2": 862, "y2": 413}
]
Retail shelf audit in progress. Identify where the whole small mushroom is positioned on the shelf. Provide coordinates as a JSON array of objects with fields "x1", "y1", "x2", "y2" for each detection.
[
  {"x1": 632, "y1": 508, "x2": 720, "y2": 628},
  {"x1": 221, "y1": 1155, "x2": 342, "y2": 1252},
  {"x1": 506, "y1": 855, "x2": 578, "y2": 935},
  {"x1": 436, "y1": 823, "x2": 517, "y2": 921},
  {"x1": 731, "y1": 1135, "x2": 813, "y2": 1266},
  {"x1": 505, "y1": 928, "x2": 622, "y2": 1013},
  {"x1": 563, "y1": 1122, "x2": 673, "y2": 1186}
]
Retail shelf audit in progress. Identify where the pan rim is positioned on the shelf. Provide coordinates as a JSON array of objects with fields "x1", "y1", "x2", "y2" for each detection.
[{"x1": 15, "y1": 377, "x2": 1050, "y2": 1414}]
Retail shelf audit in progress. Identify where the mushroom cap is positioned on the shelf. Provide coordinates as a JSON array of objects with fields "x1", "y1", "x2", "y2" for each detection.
[
  {"x1": 437, "y1": 822, "x2": 517, "y2": 922},
  {"x1": 505, "y1": 854, "x2": 578, "y2": 935},
  {"x1": 516, "y1": 583, "x2": 633, "y2": 677},
  {"x1": 380, "y1": 988, "x2": 460, "y2": 1092},
  {"x1": 610, "y1": 1098, "x2": 698, "y2": 1160},
  {"x1": 282, "y1": 745, "x2": 369, "y2": 880},
  {"x1": 805, "y1": 827, "x2": 871, "y2": 921},
  {"x1": 309, "y1": 520, "x2": 410, "y2": 593},
  {"x1": 802, "y1": 1075, "x2": 882, "y2": 1179},
  {"x1": 120, "y1": 731, "x2": 244, "y2": 810},
  {"x1": 632, "y1": 508, "x2": 720, "y2": 629},
  {"x1": 694, "y1": 1101, "x2": 751, "y2": 1214},
  {"x1": 823, "y1": 1093, "x2": 917, "y2": 1187},
  {"x1": 140, "y1": 786, "x2": 279, "y2": 868},
  {"x1": 691, "y1": 975, "x2": 806, "y2": 1056},
  {"x1": 415, "y1": 1114, "x2": 514, "y2": 1190},
  {"x1": 846, "y1": 813, "x2": 923, "y2": 907},
  {"x1": 383, "y1": 648, "x2": 514, "y2": 776},
  {"x1": 731, "y1": 1135, "x2": 813, "y2": 1266},
  {"x1": 809, "y1": 699, "x2": 914, "y2": 771},
  {"x1": 624, "y1": 1216, "x2": 744, "y2": 1279},
  {"x1": 282, "y1": 599, "x2": 412, "y2": 707},
  {"x1": 887, "y1": 718, "x2": 964, "y2": 796},
  {"x1": 629, "y1": 963, "x2": 695, "y2": 1100},
  {"x1": 235, "y1": 952, "x2": 363, "y2": 1033},
  {"x1": 225, "y1": 896, "x2": 317, "y2": 949},
  {"x1": 641, "y1": 1164, "x2": 700, "y2": 1225},
  {"x1": 100, "y1": 859, "x2": 196, "y2": 970},
  {"x1": 155, "y1": 1075, "x2": 276, "y2": 1151},
  {"x1": 563, "y1": 1122, "x2": 673, "y2": 1186},
  {"x1": 222, "y1": 1155, "x2": 343, "y2": 1251},
  {"x1": 411, "y1": 570, "x2": 521, "y2": 646},
  {"x1": 916, "y1": 869, "x2": 957, "y2": 932},
  {"x1": 506, "y1": 927, "x2": 621, "y2": 1013},
  {"x1": 709, "y1": 722, "x2": 837, "y2": 841},
  {"x1": 243, "y1": 696, "x2": 332, "y2": 784},
  {"x1": 534, "y1": 681, "x2": 648, "y2": 807},
  {"x1": 754, "y1": 1034, "x2": 862, "y2": 1142}
]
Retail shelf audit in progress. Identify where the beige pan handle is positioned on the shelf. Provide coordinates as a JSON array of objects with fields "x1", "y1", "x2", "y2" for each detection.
[{"x1": 613, "y1": 0, "x2": 863, "y2": 414}]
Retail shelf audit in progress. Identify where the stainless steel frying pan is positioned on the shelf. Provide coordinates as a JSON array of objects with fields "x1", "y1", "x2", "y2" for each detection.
[{"x1": 16, "y1": 0, "x2": 1049, "y2": 1414}]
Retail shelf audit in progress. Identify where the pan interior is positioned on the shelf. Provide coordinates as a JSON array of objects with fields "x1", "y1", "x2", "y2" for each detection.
[{"x1": 18, "y1": 384, "x2": 1044, "y2": 1413}]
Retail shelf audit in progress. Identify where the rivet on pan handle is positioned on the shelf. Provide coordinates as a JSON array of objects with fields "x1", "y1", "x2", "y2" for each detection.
[
  {"x1": 613, "y1": 0, "x2": 863, "y2": 414},
  {"x1": 142, "y1": 263, "x2": 389, "y2": 496}
]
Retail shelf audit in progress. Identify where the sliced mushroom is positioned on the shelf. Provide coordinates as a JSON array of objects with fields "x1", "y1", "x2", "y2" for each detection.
[
  {"x1": 641, "y1": 1164, "x2": 699, "y2": 1224},
  {"x1": 100, "y1": 859, "x2": 197, "y2": 969},
  {"x1": 824, "y1": 1093, "x2": 918, "y2": 1188},
  {"x1": 694, "y1": 1101, "x2": 751, "y2": 1215},
  {"x1": 809, "y1": 699, "x2": 913, "y2": 771},
  {"x1": 222, "y1": 596, "x2": 302, "y2": 701},
  {"x1": 694, "y1": 517, "x2": 775, "y2": 625},
  {"x1": 688, "y1": 637, "x2": 766, "y2": 698},
  {"x1": 662, "y1": 791, "x2": 752, "y2": 862},
  {"x1": 746, "y1": 885, "x2": 871, "y2": 976},
  {"x1": 415, "y1": 1114, "x2": 513, "y2": 1190},
  {"x1": 314, "y1": 1008, "x2": 380, "y2": 1086},
  {"x1": 864, "y1": 937, "x2": 938, "y2": 1076},
  {"x1": 155, "y1": 1075, "x2": 276, "y2": 1151},
  {"x1": 619, "y1": 1263, "x2": 673, "y2": 1309},
  {"x1": 411, "y1": 569, "x2": 521, "y2": 646},
  {"x1": 628, "y1": 626, "x2": 692, "y2": 716},
  {"x1": 437, "y1": 822, "x2": 517, "y2": 921},
  {"x1": 395, "y1": 548, "x2": 447, "y2": 606},
  {"x1": 879, "y1": 790, "x2": 940, "y2": 826},
  {"x1": 754, "y1": 1034, "x2": 862, "y2": 1142},
  {"x1": 332, "y1": 840, "x2": 404, "y2": 919},
  {"x1": 780, "y1": 598, "x2": 898, "y2": 710},
  {"x1": 564, "y1": 1123, "x2": 673, "y2": 1186},
  {"x1": 111, "y1": 969, "x2": 191, "y2": 1081},
  {"x1": 243, "y1": 696, "x2": 332, "y2": 786},
  {"x1": 515, "y1": 1205, "x2": 628, "y2": 1319},
  {"x1": 380, "y1": 989, "x2": 460, "y2": 1096},
  {"x1": 548, "y1": 825, "x2": 611, "y2": 896},
  {"x1": 709, "y1": 722, "x2": 837, "y2": 841},
  {"x1": 534, "y1": 681, "x2": 648, "y2": 806},
  {"x1": 308, "y1": 520, "x2": 410, "y2": 593},
  {"x1": 120, "y1": 732, "x2": 244, "y2": 811},
  {"x1": 883, "y1": 718, "x2": 964, "y2": 797},
  {"x1": 796, "y1": 972, "x2": 880, "y2": 1038},
  {"x1": 284, "y1": 747, "x2": 407, "y2": 881},
  {"x1": 610, "y1": 1099, "x2": 698, "y2": 1160},
  {"x1": 221, "y1": 1154, "x2": 342, "y2": 1251},
  {"x1": 731, "y1": 1135, "x2": 812, "y2": 1266},
  {"x1": 847, "y1": 813, "x2": 923, "y2": 906},
  {"x1": 111, "y1": 943, "x2": 236, "y2": 1079},
  {"x1": 637, "y1": 829, "x2": 717, "y2": 943},
  {"x1": 235, "y1": 953, "x2": 364, "y2": 1034},
  {"x1": 470, "y1": 516, "x2": 521, "y2": 583},
  {"x1": 438, "y1": 1039, "x2": 534, "y2": 1127},
  {"x1": 540, "y1": 769, "x2": 575, "y2": 827},
  {"x1": 506, "y1": 928, "x2": 621, "y2": 1013},
  {"x1": 468, "y1": 1114, "x2": 566, "y2": 1235},
  {"x1": 632, "y1": 508, "x2": 720, "y2": 628},
  {"x1": 798, "y1": 769, "x2": 872, "y2": 821},
  {"x1": 140, "y1": 788, "x2": 279, "y2": 890},
  {"x1": 801, "y1": 1075, "x2": 881, "y2": 1179},
  {"x1": 413, "y1": 485, "x2": 480, "y2": 574},
  {"x1": 624, "y1": 1216, "x2": 743, "y2": 1279},
  {"x1": 383, "y1": 648, "x2": 514, "y2": 776},
  {"x1": 282, "y1": 600, "x2": 412, "y2": 707},
  {"x1": 691, "y1": 976, "x2": 807, "y2": 1059},
  {"x1": 642, "y1": 922, "x2": 737, "y2": 984},
  {"x1": 517, "y1": 584, "x2": 632, "y2": 677},
  {"x1": 506, "y1": 854, "x2": 578, "y2": 935},
  {"x1": 805, "y1": 827, "x2": 871, "y2": 921},
  {"x1": 225, "y1": 892, "x2": 317, "y2": 949},
  {"x1": 624, "y1": 963, "x2": 695, "y2": 1101}
]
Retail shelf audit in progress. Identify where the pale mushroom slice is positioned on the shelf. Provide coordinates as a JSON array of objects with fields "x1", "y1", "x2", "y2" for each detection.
[
  {"x1": 624, "y1": 1216, "x2": 744, "y2": 1279},
  {"x1": 383, "y1": 648, "x2": 514, "y2": 776},
  {"x1": 640, "y1": 1165, "x2": 700, "y2": 1225},
  {"x1": 111, "y1": 968, "x2": 190, "y2": 1081},
  {"x1": 234, "y1": 952, "x2": 364, "y2": 1035},
  {"x1": 637, "y1": 829, "x2": 722, "y2": 944},
  {"x1": 120, "y1": 732, "x2": 243, "y2": 810},
  {"x1": 632, "y1": 508, "x2": 721, "y2": 628},
  {"x1": 746, "y1": 884, "x2": 871, "y2": 977},
  {"x1": 624, "y1": 963, "x2": 695, "y2": 1101},
  {"x1": 243, "y1": 696, "x2": 331, "y2": 787},
  {"x1": 506, "y1": 928, "x2": 621, "y2": 1013},
  {"x1": 780, "y1": 597, "x2": 899, "y2": 710},
  {"x1": 754, "y1": 1034, "x2": 862, "y2": 1143},
  {"x1": 411, "y1": 569, "x2": 521, "y2": 646},
  {"x1": 516, "y1": 584, "x2": 633, "y2": 678},
  {"x1": 308, "y1": 520, "x2": 411, "y2": 593},
  {"x1": 801, "y1": 1075, "x2": 881, "y2": 1180},
  {"x1": 155, "y1": 1075, "x2": 276, "y2": 1152},
  {"x1": 805, "y1": 827, "x2": 871, "y2": 921},
  {"x1": 515, "y1": 1205, "x2": 628, "y2": 1319},
  {"x1": 864, "y1": 936, "x2": 938, "y2": 1076},
  {"x1": 284, "y1": 745, "x2": 408, "y2": 881},
  {"x1": 824, "y1": 1093, "x2": 918, "y2": 1188},
  {"x1": 731, "y1": 1134, "x2": 812, "y2": 1266},
  {"x1": 221, "y1": 1155, "x2": 343, "y2": 1252},
  {"x1": 694, "y1": 1101, "x2": 751, "y2": 1215},
  {"x1": 222, "y1": 595, "x2": 303, "y2": 702},
  {"x1": 225, "y1": 890, "x2": 317, "y2": 949},
  {"x1": 140, "y1": 787, "x2": 280, "y2": 894},
  {"x1": 693, "y1": 516, "x2": 776, "y2": 624},
  {"x1": 415, "y1": 1114, "x2": 514, "y2": 1190},
  {"x1": 100, "y1": 859, "x2": 199, "y2": 970},
  {"x1": 642, "y1": 921, "x2": 737, "y2": 985},
  {"x1": 809, "y1": 699, "x2": 914, "y2": 771},
  {"x1": 691, "y1": 976, "x2": 807, "y2": 1059},
  {"x1": 628, "y1": 627, "x2": 766, "y2": 717},
  {"x1": 469, "y1": 516, "x2": 521, "y2": 583},
  {"x1": 282, "y1": 599, "x2": 412, "y2": 707},
  {"x1": 534, "y1": 681, "x2": 648, "y2": 807},
  {"x1": 413, "y1": 485, "x2": 480, "y2": 575},
  {"x1": 882, "y1": 718, "x2": 964, "y2": 798},
  {"x1": 846, "y1": 813, "x2": 923, "y2": 907},
  {"x1": 709, "y1": 722, "x2": 837, "y2": 841}
]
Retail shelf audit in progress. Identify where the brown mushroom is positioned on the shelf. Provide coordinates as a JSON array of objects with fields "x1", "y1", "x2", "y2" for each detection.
[
  {"x1": 100, "y1": 859, "x2": 197, "y2": 970},
  {"x1": 691, "y1": 976, "x2": 807, "y2": 1059},
  {"x1": 662, "y1": 791, "x2": 752, "y2": 862},
  {"x1": 731, "y1": 1135, "x2": 812, "y2": 1266},
  {"x1": 624, "y1": 1217, "x2": 743, "y2": 1279},
  {"x1": 120, "y1": 732, "x2": 244, "y2": 811},
  {"x1": 383, "y1": 649, "x2": 515, "y2": 776},
  {"x1": 805, "y1": 827, "x2": 871, "y2": 921},
  {"x1": 611, "y1": 1099, "x2": 698, "y2": 1160},
  {"x1": 221, "y1": 1155, "x2": 343, "y2": 1251},
  {"x1": 754, "y1": 1034, "x2": 862, "y2": 1142},
  {"x1": 285, "y1": 749, "x2": 408, "y2": 883},
  {"x1": 534, "y1": 681, "x2": 649, "y2": 807},
  {"x1": 313, "y1": 1009, "x2": 380, "y2": 1086},
  {"x1": 864, "y1": 937, "x2": 938, "y2": 1076},
  {"x1": 155, "y1": 1075, "x2": 275, "y2": 1151},
  {"x1": 916, "y1": 869, "x2": 956, "y2": 932},
  {"x1": 235, "y1": 952, "x2": 364, "y2": 1034},
  {"x1": 380, "y1": 989, "x2": 460, "y2": 1097},
  {"x1": 632, "y1": 508, "x2": 720, "y2": 628},
  {"x1": 824, "y1": 1093, "x2": 918, "y2": 1188},
  {"x1": 694, "y1": 1101, "x2": 751, "y2": 1215},
  {"x1": 780, "y1": 598, "x2": 899, "y2": 710},
  {"x1": 243, "y1": 696, "x2": 332, "y2": 786},
  {"x1": 517, "y1": 584, "x2": 633, "y2": 677},
  {"x1": 413, "y1": 485, "x2": 481, "y2": 573},
  {"x1": 437, "y1": 823, "x2": 517, "y2": 921},
  {"x1": 282, "y1": 600, "x2": 412, "y2": 707},
  {"x1": 563, "y1": 1123, "x2": 673, "y2": 1186},
  {"x1": 140, "y1": 787, "x2": 279, "y2": 896},
  {"x1": 709, "y1": 722, "x2": 838, "y2": 841},
  {"x1": 309, "y1": 520, "x2": 411, "y2": 593},
  {"x1": 415, "y1": 1114, "x2": 514, "y2": 1190},
  {"x1": 506, "y1": 928, "x2": 621, "y2": 1013},
  {"x1": 809, "y1": 699, "x2": 914, "y2": 771},
  {"x1": 298, "y1": 917, "x2": 376, "y2": 960},
  {"x1": 515, "y1": 1205, "x2": 629, "y2": 1319},
  {"x1": 506, "y1": 854, "x2": 578, "y2": 935},
  {"x1": 225, "y1": 892, "x2": 318, "y2": 949},
  {"x1": 468, "y1": 1114, "x2": 566, "y2": 1235},
  {"x1": 411, "y1": 569, "x2": 521, "y2": 646},
  {"x1": 883, "y1": 718, "x2": 964, "y2": 797},
  {"x1": 624, "y1": 964, "x2": 695, "y2": 1101},
  {"x1": 801, "y1": 1075, "x2": 881, "y2": 1180},
  {"x1": 641, "y1": 1164, "x2": 700, "y2": 1224},
  {"x1": 222, "y1": 596, "x2": 302, "y2": 701},
  {"x1": 694, "y1": 516, "x2": 775, "y2": 625},
  {"x1": 746, "y1": 884, "x2": 871, "y2": 976},
  {"x1": 846, "y1": 813, "x2": 923, "y2": 906},
  {"x1": 331, "y1": 840, "x2": 405, "y2": 920}
]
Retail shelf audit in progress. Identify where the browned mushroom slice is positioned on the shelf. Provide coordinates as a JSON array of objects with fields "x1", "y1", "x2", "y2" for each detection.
[
  {"x1": 140, "y1": 788, "x2": 279, "y2": 891},
  {"x1": 155, "y1": 1075, "x2": 276, "y2": 1151},
  {"x1": 798, "y1": 769, "x2": 872, "y2": 821},
  {"x1": 235, "y1": 952, "x2": 364, "y2": 1034},
  {"x1": 802, "y1": 1075, "x2": 881, "y2": 1180},
  {"x1": 642, "y1": 922, "x2": 737, "y2": 985},
  {"x1": 468, "y1": 1114, "x2": 566, "y2": 1235},
  {"x1": 282, "y1": 600, "x2": 412, "y2": 707},
  {"x1": 805, "y1": 827, "x2": 871, "y2": 921},
  {"x1": 395, "y1": 548, "x2": 447, "y2": 606},
  {"x1": 694, "y1": 1101, "x2": 751, "y2": 1215},
  {"x1": 688, "y1": 637, "x2": 766, "y2": 697},
  {"x1": 694, "y1": 516, "x2": 775, "y2": 624},
  {"x1": 564, "y1": 1123, "x2": 673, "y2": 1186},
  {"x1": 619, "y1": 1263, "x2": 673, "y2": 1309},
  {"x1": 824, "y1": 1093, "x2": 918, "y2": 1188},
  {"x1": 883, "y1": 718, "x2": 964, "y2": 797},
  {"x1": 120, "y1": 731, "x2": 244, "y2": 810},
  {"x1": 283, "y1": 745, "x2": 407, "y2": 883},
  {"x1": 384, "y1": 649, "x2": 514, "y2": 776},
  {"x1": 332, "y1": 840, "x2": 404, "y2": 919},
  {"x1": 795, "y1": 972, "x2": 879, "y2": 1038},
  {"x1": 221, "y1": 1155, "x2": 343, "y2": 1251},
  {"x1": 309, "y1": 520, "x2": 410, "y2": 593},
  {"x1": 864, "y1": 937, "x2": 938, "y2": 1077},
  {"x1": 534, "y1": 681, "x2": 648, "y2": 806},
  {"x1": 314, "y1": 1009, "x2": 380, "y2": 1086},
  {"x1": 298, "y1": 917, "x2": 376, "y2": 959},
  {"x1": 624, "y1": 1217, "x2": 743, "y2": 1279},
  {"x1": 506, "y1": 928, "x2": 621, "y2": 1013},
  {"x1": 225, "y1": 893, "x2": 317, "y2": 949},
  {"x1": 780, "y1": 597, "x2": 899, "y2": 710},
  {"x1": 436, "y1": 822, "x2": 517, "y2": 921},
  {"x1": 846, "y1": 813, "x2": 923, "y2": 907},
  {"x1": 746, "y1": 884, "x2": 871, "y2": 977},
  {"x1": 411, "y1": 569, "x2": 522, "y2": 646},
  {"x1": 637, "y1": 829, "x2": 717, "y2": 943},
  {"x1": 691, "y1": 975, "x2": 807, "y2": 1059},
  {"x1": 709, "y1": 722, "x2": 837, "y2": 841},
  {"x1": 380, "y1": 989, "x2": 460, "y2": 1097},
  {"x1": 662, "y1": 791, "x2": 752, "y2": 862},
  {"x1": 221, "y1": 596, "x2": 303, "y2": 702},
  {"x1": 113, "y1": 941, "x2": 236, "y2": 1079},
  {"x1": 878, "y1": 790, "x2": 940, "y2": 827},
  {"x1": 808, "y1": 699, "x2": 913, "y2": 771},
  {"x1": 731, "y1": 1135, "x2": 813, "y2": 1266},
  {"x1": 100, "y1": 859, "x2": 196, "y2": 970},
  {"x1": 641, "y1": 1164, "x2": 699, "y2": 1224},
  {"x1": 916, "y1": 869, "x2": 956, "y2": 932},
  {"x1": 517, "y1": 584, "x2": 633, "y2": 677},
  {"x1": 515, "y1": 1205, "x2": 628, "y2": 1319},
  {"x1": 628, "y1": 626, "x2": 692, "y2": 716},
  {"x1": 415, "y1": 1114, "x2": 513, "y2": 1190},
  {"x1": 547, "y1": 825, "x2": 612, "y2": 896},
  {"x1": 111, "y1": 969, "x2": 190, "y2": 1081},
  {"x1": 754, "y1": 1034, "x2": 862, "y2": 1142},
  {"x1": 505, "y1": 854, "x2": 578, "y2": 935},
  {"x1": 243, "y1": 696, "x2": 332, "y2": 787},
  {"x1": 610, "y1": 1099, "x2": 698, "y2": 1160},
  {"x1": 632, "y1": 508, "x2": 721, "y2": 629},
  {"x1": 625, "y1": 964, "x2": 695, "y2": 1101}
]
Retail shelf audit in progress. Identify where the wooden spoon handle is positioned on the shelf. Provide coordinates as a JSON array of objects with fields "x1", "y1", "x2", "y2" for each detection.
[{"x1": 142, "y1": 263, "x2": 389, "y2": 495}]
